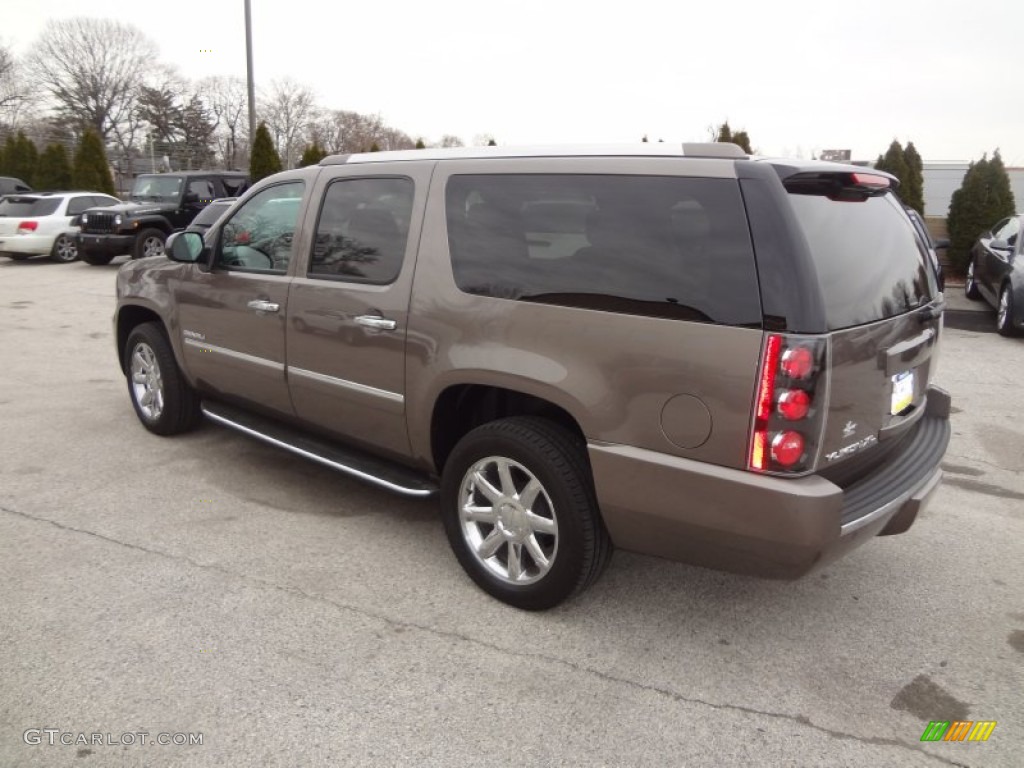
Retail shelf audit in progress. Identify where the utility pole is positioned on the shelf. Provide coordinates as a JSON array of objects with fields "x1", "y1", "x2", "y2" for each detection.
[{"x1": 244, "y1": 0, "x2": 256, "y2": 146}]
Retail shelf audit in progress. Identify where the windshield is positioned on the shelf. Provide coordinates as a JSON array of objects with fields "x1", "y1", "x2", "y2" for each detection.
[
  {"x1": 130, "y1": 175, "x2": 184, "y2": 203},
  {"x1": 788, "y1": 192, "x2": 935, "y2": 330}
]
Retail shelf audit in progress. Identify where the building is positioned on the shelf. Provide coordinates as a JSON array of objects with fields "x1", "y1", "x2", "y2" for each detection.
[{"x1": 922, "y1": 163, "x2": 1024, "y2": 218}]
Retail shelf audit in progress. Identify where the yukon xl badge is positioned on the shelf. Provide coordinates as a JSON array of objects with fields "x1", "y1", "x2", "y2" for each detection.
[{"x1": 826, "y1": 434, "x2": 878, "y2": 463}]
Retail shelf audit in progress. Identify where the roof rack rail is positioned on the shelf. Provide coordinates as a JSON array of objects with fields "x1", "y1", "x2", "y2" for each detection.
[{"x1": 682, "y1": 142, "x2": 748, "y2": 158}]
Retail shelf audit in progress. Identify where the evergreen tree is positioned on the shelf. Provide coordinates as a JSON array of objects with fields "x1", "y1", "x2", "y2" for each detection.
[
  {"x1": 298, "y1": 141, "x2": 327, "y2": 167},
  {"x1": 0, "y1": 134, "x2": 15, "y2": 176},
  {"x1": 6, "y1": 131, "x2": 39, "y2": 186},
  {"x1": 714, "y1": 122, "x2": 733, "y2": 143},
  {"x1": 249, "y1": 122, "x2": 282, "y2": 182},
  {"x1": 875, "y1": 140, "x2": 909, "y2": 188},
  {"x1": 641, "y1": 135, "x2": 649, "y2": 143},
  {"x1": 946, "y1": 153, "x2": 1015, "y2": 271},
  {"x1": 369, "y1": 142, "x2": 381, "y2": 152},
  {"x1": 36, "y1": 143, "x2": 73, "y2": 190},
  {"x1": 487, "y1": 138, "x2": 497, "y2": 146},
  {"x1": 730, "y1": 130, "x2": 752, "y2": 154},
  {"x1": 414, "y1": 138, "x2": 426, "y2": 149},
  {"x1": 72, "y1": 129, "x2": 116, "y2": 195},
  {"x1": 902, "y1": 142, "x2": 925, "y2": 214}
]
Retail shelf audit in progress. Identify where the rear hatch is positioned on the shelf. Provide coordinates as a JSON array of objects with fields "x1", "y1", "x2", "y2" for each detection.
[
  {"x1": 783, "y1": 170, "x2": 942, "y2": 482},
  {"x1": 0, "y1": 196, "x2": 61, "y2": 237}
]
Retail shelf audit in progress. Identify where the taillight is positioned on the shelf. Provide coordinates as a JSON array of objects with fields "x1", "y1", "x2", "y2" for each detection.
[
  {"x1": 17, "y1": 221, "x2": 38, "y2": 233},
  {"x1": 777, "y1": 389, "x2": 810, "y2": 421},
  {"x1": 770, "y1": 431, "x2": 805, "y2": 466},
  {"x1": 749, "y1": 333, "x2": 827, "y2": 474}
]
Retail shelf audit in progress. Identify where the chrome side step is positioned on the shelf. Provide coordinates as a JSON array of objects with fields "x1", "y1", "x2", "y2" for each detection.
[{"x1": 201, "y1": 401, "x2": 438, "y2": 498}]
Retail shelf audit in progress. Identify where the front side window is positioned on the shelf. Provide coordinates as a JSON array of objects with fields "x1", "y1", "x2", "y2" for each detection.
[
  {"x1": 309, "y1": 177, "x2": 414, "y2": 284},
  {"x1": 187, "y1": 179, "x2": 216, "y2": 203},
  {"x1": 218, "y1": 182, "x2": 304, "y2": 273},
  {"x1": 445, "y1": 174, "x2": 761, "y2": 325}
]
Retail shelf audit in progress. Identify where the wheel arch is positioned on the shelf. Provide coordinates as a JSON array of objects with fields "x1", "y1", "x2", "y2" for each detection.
[
  {"x1": 430, "y1": 383, "x2": 586, "y2": 475},
  {"x1": 116, "y1": 304, "x2": 169, "y2": 373}
]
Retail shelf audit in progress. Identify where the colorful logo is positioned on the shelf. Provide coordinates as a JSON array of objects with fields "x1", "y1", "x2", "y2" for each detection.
[{"x1": 920, "y1": 721, "x2": 996, "y2": 742}]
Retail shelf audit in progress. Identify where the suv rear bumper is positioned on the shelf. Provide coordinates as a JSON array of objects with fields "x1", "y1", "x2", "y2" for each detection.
[
  {"x1": 77, "y1": 233, "x2": 136, "y2": 256},
  {"x1": 589, "y1": 387, "x2": 951, "y2": 578}
]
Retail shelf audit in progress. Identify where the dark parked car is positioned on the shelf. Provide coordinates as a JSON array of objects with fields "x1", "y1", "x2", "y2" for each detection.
[
  {"x1": 0, "y1": 176, "x2": 32, "y2": 195},
  {"x1": 184, "y1": 197, "x2": 236, "y2": 236},
  {"x1": 77, "y1": 172, "x2": 249, "y2": 265},
  {"x1": 905, "y1": 207, "x2": 947, "y2": 292},
  {"x1": 966, "y1": 213, "x2": 1024, "y2": 336}
]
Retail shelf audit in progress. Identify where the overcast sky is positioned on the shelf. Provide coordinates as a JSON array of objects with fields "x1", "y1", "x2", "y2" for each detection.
[{"x1": 6, "y1": 0, "x2": 1023, "y2": 164}]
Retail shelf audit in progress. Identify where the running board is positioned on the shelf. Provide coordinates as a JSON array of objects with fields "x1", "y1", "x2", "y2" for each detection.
[{"x1": 201, "y1": 401, "x2": 438, "y2": 498}]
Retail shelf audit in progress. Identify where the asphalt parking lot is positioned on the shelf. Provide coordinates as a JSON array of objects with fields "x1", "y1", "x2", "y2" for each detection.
[{"x1": 1, "y1": 257, "x2": 1022, "y2": 767}]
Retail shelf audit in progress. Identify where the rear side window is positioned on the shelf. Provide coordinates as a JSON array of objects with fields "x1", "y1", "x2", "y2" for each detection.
[
  {"x1": 0, "y1": 196, "x2": 61, "y2": 217},
  {"x1": 309, "y1": 177, "x2": 414, "y2": 284},
  {"x1": 788, "y1": 192, "x2": 933, "y2": 330},
  {"x1": 445, "y1": 174, "x2": 761, "y2": 326}
]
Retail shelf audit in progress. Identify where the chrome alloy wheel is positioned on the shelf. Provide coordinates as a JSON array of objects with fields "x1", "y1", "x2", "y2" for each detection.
[
  {"x1": 130, "y1": 342, "x2": 164, "y2": 421},
  {"x1": 998, "y1": 287, "x2": 1009, "y2": 329},
  {"x1": 54, "y1": 235, "x2": 77, "y2": 262},
  {"x1": 141, "y1": 235, "x2": 165, "y2": 258},
  {"x1": 458, "y1": 456, "x2": 559, "y2": 585}
]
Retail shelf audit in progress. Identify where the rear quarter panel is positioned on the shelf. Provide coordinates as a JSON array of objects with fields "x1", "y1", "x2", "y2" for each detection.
[{"x1": 404, "y1": 157, "x2": 763, "y2": 472}]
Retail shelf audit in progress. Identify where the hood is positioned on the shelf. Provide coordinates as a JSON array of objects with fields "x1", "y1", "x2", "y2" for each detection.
[{"x1": 85, "y1": 201, "x2": 175, "y2": 216}]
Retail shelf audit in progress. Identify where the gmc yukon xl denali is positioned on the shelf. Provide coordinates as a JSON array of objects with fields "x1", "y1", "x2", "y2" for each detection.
[{"x1": 114, "y1": 144, "x2": 951, "y2": 609}]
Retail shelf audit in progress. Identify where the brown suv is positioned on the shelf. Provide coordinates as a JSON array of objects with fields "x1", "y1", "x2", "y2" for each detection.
[{"x1": 114, "y1": 144, "x2": 951, "y2": 609}]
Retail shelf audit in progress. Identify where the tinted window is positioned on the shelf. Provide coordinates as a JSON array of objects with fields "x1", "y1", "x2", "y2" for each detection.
[
  {"x1": 993, "y1": 216, "x2": 1020, "y2": 245},
  {"x1": 788, "y1": 192, "x2": 933, "y2": 330},
  {"x1": 190, "y1": 201, "x2": 232, "y2": 229},
  {"x1": 445, "y1": 174, "x2": 761, "y2": 325},
  {"x1": 309, "y1": 177, "x2": 414, "y2": 284},
  {"x1": 92, "y1": 196, "x2": 120, "y2": 208},
  {"x1": 188, "y1": 179, "x2": 216, "y2": 203},
  {"x1": 67, "y1": 196, "x2": 94, "y2": 216},
  {"x1": 0, "y1": 196, "x2": 61, "y2": 217},
  {"x1": 218, "y1": 182, "x2": 304, "y2": 273}
]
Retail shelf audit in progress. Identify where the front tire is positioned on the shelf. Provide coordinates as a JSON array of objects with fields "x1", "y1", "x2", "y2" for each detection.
[
  {"x1": 50, "y1": 234, "x2": 78, "y2": 263},
  {"x1": 441, "y1": 417, "x2": 612, "y2": 610},
  {"x1": 134, "y1": 229, "x2": 167, "y2": 260},
  {"x1": 965, "y1": 258, "x2": 982, "y2": 300},
  {"x1": 124, "y1": 322, "x2": 201, "y2": 435},
  {"x1": 997, "y1": 285, "x2": 1019, "y2": 337}
]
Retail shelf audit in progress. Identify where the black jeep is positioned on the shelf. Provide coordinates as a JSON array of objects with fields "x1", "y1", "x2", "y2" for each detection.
[{"x1": 77, "y1": 172, "x2": 249, "y2": 265}]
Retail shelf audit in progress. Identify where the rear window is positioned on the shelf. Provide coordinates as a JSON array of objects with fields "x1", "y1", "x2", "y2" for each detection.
[
  {"x1": 787, "y1": 192, "x2": 934, "y2": 330},
  {"x1": 0, "y1": 196, "x2": 61, "y2": 217},
  {"x1": 446, "y1": 174, "x2": 762, "y2": 326}
]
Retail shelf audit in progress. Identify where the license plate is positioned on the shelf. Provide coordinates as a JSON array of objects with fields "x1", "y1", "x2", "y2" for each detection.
[{"x1": 891, "y1": 371, "x2": 914, "y2": 414}]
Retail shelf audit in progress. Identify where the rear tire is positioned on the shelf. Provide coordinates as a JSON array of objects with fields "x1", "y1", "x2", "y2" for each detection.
[
  {"x1": 124, "y1": 322, "x2": 201, "y2": 435},
  {"x1": 133, "y1": 229, "x2": 166, "y2": 260},
  {"x1": 965, "y1": 258, "x2": 982, "y2": 300},
  {"x1": 997, "y1": 285, "x2": 1019, "y2": 337},
  {"x1": 49, "y1": 234, "x2": 78, "y2": 263},
  {"x1": 81, "y1": 251, "x2": 114, "y2": 265},
  {"x1": 440, "y1": 416, "x2": 612, "y2": 610}
]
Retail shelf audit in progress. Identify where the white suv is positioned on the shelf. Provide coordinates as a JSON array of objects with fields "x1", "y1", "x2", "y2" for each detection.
[{"x1": 0, "y1": 191, "x2": 120, "y2": 262}]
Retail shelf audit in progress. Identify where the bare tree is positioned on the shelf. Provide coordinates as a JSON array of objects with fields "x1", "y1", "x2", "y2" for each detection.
[
  {"x1": 261, "y1": 78, "x2": 316, "y2": 169},
  {"x1": 197, "y1": 76, "x2": 248, "y2": 170},
  {"x1": 439, "y1": 134, "x2": 465, "y2": 148},
  {"x1": 26, "y1": 18, "x2": 154, "y2": 142},
  {"x1": 0, "y1": 43, "x2": 33, "y2": 122}
]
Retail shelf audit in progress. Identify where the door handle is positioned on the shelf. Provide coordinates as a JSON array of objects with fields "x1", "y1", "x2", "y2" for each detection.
[
  {"x1": 247, "y1": 299, "x2": 280, "y2": 313},
  {"x1": 354, "y1": 315, "x2": 397, "y2": 331}
]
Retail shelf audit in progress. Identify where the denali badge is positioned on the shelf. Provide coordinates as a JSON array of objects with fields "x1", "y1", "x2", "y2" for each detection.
[
  {"x1": 842, "y1": 421, "x2": 857, "y2": 438},
  {"x1": 826, "y1": 435, "x2": 878, "y2": 463},
  {"x1": 183, "y1": 329, "x2": 206, "y2": 341}
]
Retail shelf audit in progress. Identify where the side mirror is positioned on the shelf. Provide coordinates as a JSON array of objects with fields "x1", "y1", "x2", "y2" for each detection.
[
  {"x1": 167, "y1": 231, "x2": 207, "y2": 263},
  {"x1": 933, "y1": 238, "x2": 950, "y2": 250},
  {"x1": 991, "y1": 238, "x2": 1013, "y2": 252}
]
